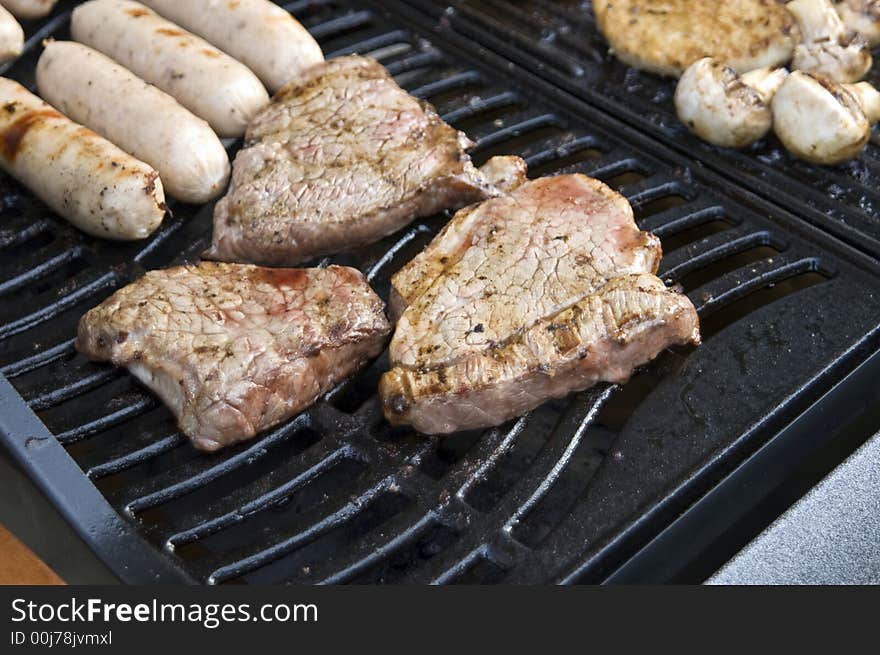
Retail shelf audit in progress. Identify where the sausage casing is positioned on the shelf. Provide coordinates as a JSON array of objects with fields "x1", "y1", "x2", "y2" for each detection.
[
  {"x1": 0, "y1": 0, "x2": 58, "y2": 18},
  {"x1": 71, "y1": 0, "x2": 269, "y2": 137},
  {"x1": 0, "y1": 5, "x2": 23, "y2": 63},
  {"x1": 0, "y1": 0, "x2": 56, "y2": 20},
  {"x1": 36, "y1": 40, "x2": 230, "y2": 203},
  {"x1": 139, "y1": 0, "x2": 324, "y2": 92},
  {"x1": 0, "y1": 77, "x2": 165, "y2": 240}
]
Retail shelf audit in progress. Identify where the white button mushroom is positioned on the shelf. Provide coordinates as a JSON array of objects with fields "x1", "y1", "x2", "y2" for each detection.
[
  {"x1": 675, "y1": 58, "x2": 789, "y2": 148},
  {"x1": 847, "y1": 80, "x2": 880, "y2": 120},
  {"x1": 772, "y1": 70, "x2": 880, "y2": 164},
  {"x1": 835, "y1": 0, "x2": 880, "y2": 46},
  {"x1": 787, "y1": 0, "x2": 872, "y2": 82}
]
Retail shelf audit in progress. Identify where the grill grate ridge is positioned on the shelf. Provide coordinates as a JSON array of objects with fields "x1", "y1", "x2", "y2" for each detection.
[
  {"x1": 86, "y1": 433, "x2": 186, "y2": 481},
  {"x1": 166, "y1": 445, "x2": 359, "y2": 550},
  {"x1": 205, "y1": 475, "x2": 401, "y2": 585},
  {"x1": 659, "y1": 230, "x2": 776, "y2": 281},
  {"x1": 123, "y1": 413, "x2": 317, "y2": 515}
]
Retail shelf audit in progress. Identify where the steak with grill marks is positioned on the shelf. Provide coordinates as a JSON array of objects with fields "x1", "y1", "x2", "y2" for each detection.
[
  {"x1": 206, "y1": 55, "x2": 526, "y2": 266},
  {"x1": 380, "y1": 174, "x2": 701, "y2": 434},
  {"x1": 77, "y1": 263, "x2": 390, "y2": 451}
]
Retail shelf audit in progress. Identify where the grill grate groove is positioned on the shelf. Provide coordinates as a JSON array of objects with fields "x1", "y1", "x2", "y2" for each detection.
[
  {"x1": 123, "y1": 413, "x2": 318, "y2": 515},
  {"x1": 55, "y1": 395, "x2": 158, "y2": 445},
  {"x1": 206, "y1": 475, "x2": 403, "y2": 585},
  {"x1": 166, "y1": 445, "x2": 360, "y2": 550},
  {"x1": 660, "y1": 230, "x2": 776, "y2": 281},
  {"x1": 86, "y1": 433, "x2": 186, "y2": 481}
]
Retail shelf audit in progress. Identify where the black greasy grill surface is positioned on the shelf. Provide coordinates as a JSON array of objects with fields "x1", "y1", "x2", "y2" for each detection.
[
  {"x1": 1, "y1": 0, "x2": 880, "y2": 583},
  {"x1": 408, "y1": 0, "x2": 880, "y2": 261}
]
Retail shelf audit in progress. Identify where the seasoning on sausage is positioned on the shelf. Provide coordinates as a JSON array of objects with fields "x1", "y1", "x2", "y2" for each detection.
[
  {"x1": 139, "y1": 0, "x2": 324, "y2": 93},
  {"x1": 0, "y1": 0, "x2": 57, "y2": 20},
  {"x1": 37, "y1": 40, "x2": 230, "y2": 203},
  {"x1": 72, "y1": 0, "x2": 269, "y2": 137},
  {"x1": 0, "y1": 77, "x2": 166, "y2": 240}
]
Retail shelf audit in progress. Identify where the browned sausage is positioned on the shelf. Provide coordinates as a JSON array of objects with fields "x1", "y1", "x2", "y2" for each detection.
[{"x1": 0, "y1": 78, "x2": 166, "y2": 239}]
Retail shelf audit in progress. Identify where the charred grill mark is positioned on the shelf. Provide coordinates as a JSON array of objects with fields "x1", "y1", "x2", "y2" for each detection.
[
  {"x1": 0, "y1": 108, "x2": 64, "y2": 163},
  {"x1": 155, "y1": 27, "x2": 186, "y2": 37}
]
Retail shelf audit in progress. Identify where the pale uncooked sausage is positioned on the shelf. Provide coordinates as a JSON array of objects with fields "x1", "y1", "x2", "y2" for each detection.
[
  {"x1": 37, "y1": 41, "x2": 230, "y2": 203},
  {"x1": 71, "y1": 0, "x2": 269, "y2": 137},
  {"x1": 0, "y1": 5, "x2": 23, "y2": 62},
  {"x1": 0, "y1": 0, "x2": 56, "y2": 20},
  {"x1": 139, "y1": 0, "x2": 324, "y2": 92},
  {"x1": 0, "y1": 78, "x2": 166, "y2": 239}
]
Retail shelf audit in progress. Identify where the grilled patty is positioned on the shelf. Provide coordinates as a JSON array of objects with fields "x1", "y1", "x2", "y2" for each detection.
[
  {"x1": 593, "y1": 0, "x2": 797, "y2": 76},
  {"x1": 381, "y1": 174, "x2": 701, "y2": 434},
  {"x1": 77, "y1": 263, "x2": 390, "y2": 451}
]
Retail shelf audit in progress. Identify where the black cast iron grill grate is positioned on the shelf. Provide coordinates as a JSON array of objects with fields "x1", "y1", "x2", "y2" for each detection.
[
  {"x1": 407, "y1": 0, "x2": 880, "y2": 261},
  {"x1": 1, "y1": 0, "x2": 880, "y2": 584}
]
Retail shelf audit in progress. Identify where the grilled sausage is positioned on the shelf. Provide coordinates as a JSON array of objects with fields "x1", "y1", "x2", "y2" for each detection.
[
  {"x1": 139, "y1": 0, "x2": 323, "y2": 92},
  {"x1": 0, "y1": 5, "x2": 23, "y2": 62},
  {"x1": 36, "y1": 41, "x2": 230, "y2": 203},
  {"x1": 71, "y1": 0, "x2": 269, "y2": 138},
  {"x1": 0, "y1": 0, "x2": 56, "y2": 20},
  {"x1": 0, "y1": 78, "x2": 165, "y2": 239}
]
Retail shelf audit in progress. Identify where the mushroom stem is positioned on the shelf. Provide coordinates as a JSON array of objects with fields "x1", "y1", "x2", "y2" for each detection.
[
  {"x1": 789, "y1": 0, "x2": 846, "y2": 41},
  {"x1": 741, "y1": 67, "x2": 790, "y2": 101},
  {"x1": 787, "y1": 0, "x2": 872, "y2": 81},
  {"x1": 846, "y1": 81, "x2": 880, "y2": 122}
]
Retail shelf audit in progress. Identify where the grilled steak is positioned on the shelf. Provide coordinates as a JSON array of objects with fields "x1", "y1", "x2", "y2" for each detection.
[
  {"x1": 77, "y1": 263, "x2": 390, "y2": 451},
  {"x1": 380, "y1": 174, "x2": 701, "y2": 434},
  {"x1": 206, "y1": 55, "x2": 524, "y2": 266},
  {"x1": 593, "y1": 0, "x2": 797, "y2": 76}
]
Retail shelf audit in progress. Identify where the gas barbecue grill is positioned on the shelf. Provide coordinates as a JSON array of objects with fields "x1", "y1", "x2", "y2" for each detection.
[{"x1": 1, "y1": 0, "x2": 879, "y2": 584}]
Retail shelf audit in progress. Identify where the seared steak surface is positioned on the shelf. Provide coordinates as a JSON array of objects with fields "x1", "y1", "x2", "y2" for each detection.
[
  {"x1": 380, "y1": 174, "x2": 701, "y2": 434},
  {"x1": 77, "y1": 263, "x2": 390, "y2": 451},
  {"x1": 207, "y1": 55, "x2": 516, "y2": 266}
]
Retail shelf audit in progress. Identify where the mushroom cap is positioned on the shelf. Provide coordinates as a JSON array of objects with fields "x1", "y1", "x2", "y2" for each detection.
[
  {"x1": 772, "y1": 70, "x2": 870, "y2": 163},
  {"x1": 847, "y1": 80, "x2": 880, "y2": 122},
  {"x1": 675, "y1": 58, "x2": 775, "y2": 148}
]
